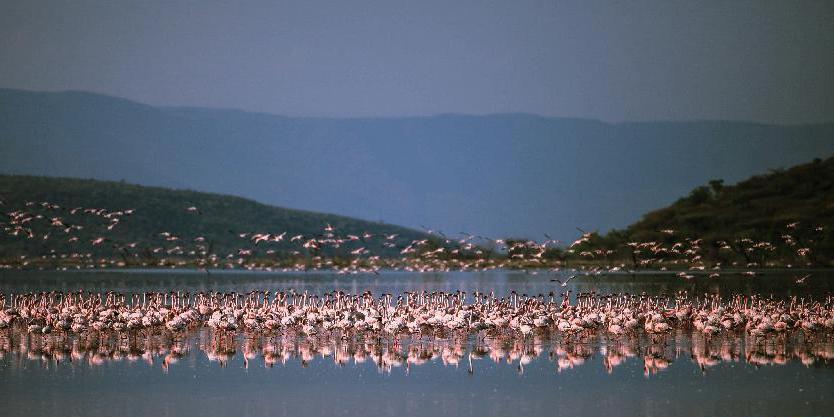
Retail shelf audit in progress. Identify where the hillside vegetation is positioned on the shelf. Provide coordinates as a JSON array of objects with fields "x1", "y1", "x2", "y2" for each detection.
[
  {"x1": 2, "y1": 156, "x2": 833, "y2": 271},
  {"x1": 0, "y1": 175, "x2": 434, "y2": 264},
  {"x1": 568, "y1": 157, "x2": 834, "y2": 267},
  {"x1": 626, "y1": 157, "x2": 834, "y2": 241}
]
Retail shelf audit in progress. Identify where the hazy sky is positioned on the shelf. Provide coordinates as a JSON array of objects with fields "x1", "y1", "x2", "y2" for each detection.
[{"x1": 1, "y1": 0, "x2": 832, "y2": 123}]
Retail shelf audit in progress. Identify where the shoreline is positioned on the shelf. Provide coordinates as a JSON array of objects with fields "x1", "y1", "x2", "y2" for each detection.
[{"x1": 1, "y1": 266, "x2": 831, "y2": 276}]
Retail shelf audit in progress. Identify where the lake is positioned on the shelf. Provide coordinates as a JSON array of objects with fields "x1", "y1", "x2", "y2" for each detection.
[{"x1": 1, "y1": 269, "x2": 833, "y2": 417}]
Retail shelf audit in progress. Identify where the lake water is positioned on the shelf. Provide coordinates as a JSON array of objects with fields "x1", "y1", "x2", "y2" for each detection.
[{"x1": 1, "y1": 269, "x2": 833, "y2": 417}]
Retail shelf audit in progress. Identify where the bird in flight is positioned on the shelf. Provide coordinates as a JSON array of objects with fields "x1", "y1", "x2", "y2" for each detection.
[{"x1": 550, "y1": 275, "x2": 577, "y2": 287}]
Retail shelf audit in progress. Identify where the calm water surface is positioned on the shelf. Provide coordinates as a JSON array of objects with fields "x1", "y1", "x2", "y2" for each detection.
[{"x1": 1, "y1": 269, "x2": 833, "y2": 417}]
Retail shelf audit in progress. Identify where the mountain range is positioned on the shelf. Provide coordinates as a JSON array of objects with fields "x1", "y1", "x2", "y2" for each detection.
[{"x1": 2, "y1": 88, "x2": 833, "y2": 242}]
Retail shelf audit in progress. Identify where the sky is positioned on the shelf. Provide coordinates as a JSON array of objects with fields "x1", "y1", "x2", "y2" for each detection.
[{"x1": 1, "y1": 0, "x2": 833, "y2": 124}]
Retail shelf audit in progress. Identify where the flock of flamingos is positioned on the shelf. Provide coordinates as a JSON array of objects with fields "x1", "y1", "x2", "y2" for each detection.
[
  {"x1": 1, "y1": 197, "x2": 832, "y2": 376},
  {"x1": 0, "y1": 198, "x2": 824, "y2": 274},
  {"x1": 1, "y1": 287, "x2": 833, "y2": 375}
]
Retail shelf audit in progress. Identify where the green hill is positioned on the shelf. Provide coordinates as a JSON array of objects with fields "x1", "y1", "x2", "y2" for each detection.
[
  {"x1": 625, "y1": 156, "x2": 834, "y2": 241},
  {"x1": 3, "y1": 159, "x2": 833, "y2": 270},
  {"x1": 0, "y1": 175, "x2": 435, "y2": 266},
  {"x1": 578, "y1": 157, "x2": 834, "y2": 267}
]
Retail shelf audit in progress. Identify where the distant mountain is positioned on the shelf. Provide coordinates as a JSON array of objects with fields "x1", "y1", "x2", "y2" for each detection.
[
  {"x1": 0, "y1": 175, "x2": 432, "y2": 260},
  {"x1": 2, "y1": 88, "x2": 834, "y2": 242}
]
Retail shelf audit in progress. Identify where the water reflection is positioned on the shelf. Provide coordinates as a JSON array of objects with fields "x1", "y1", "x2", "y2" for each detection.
[
  {"x1": 2, "y1": 272, "x2": 834, "y2": 417},
  {"x1": 3, "y1": 327, "x2": 832, "y2": 377}
]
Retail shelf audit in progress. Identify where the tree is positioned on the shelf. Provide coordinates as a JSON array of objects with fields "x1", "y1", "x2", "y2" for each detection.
[
  {"x1": 687, "y1": 186, "x2": 712, "y2": 205},
  {"x1": 708, "y1": 179, "x2": 724, "y2": 195}
]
